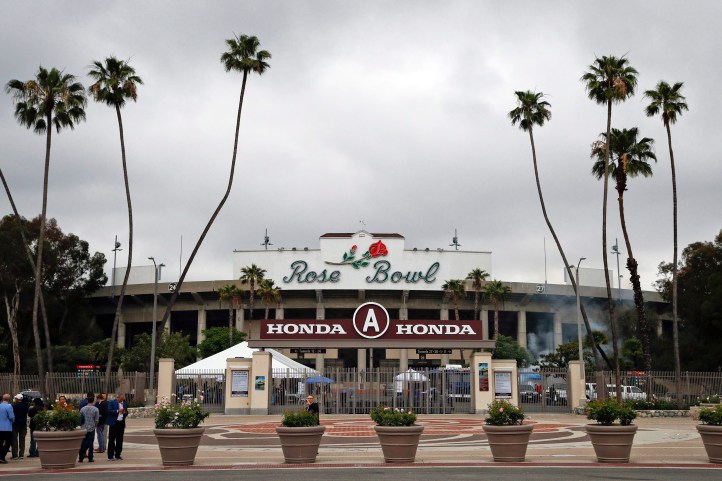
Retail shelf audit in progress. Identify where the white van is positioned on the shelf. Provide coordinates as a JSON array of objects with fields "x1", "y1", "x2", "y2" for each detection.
[{"x1": 606, "y1": 384, "x2": 647, "y2": 400}]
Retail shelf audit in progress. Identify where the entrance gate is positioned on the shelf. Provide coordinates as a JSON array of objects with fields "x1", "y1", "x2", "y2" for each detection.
[
  {"x1": 175, "y1": 370, "x2": 226, "y2": 413},
  {"x1": 269, "y1": 367, "x2": 473, "y2": 415},
  {"x1": 518, "y1": 368, "x2": 570, "y2": 413}
]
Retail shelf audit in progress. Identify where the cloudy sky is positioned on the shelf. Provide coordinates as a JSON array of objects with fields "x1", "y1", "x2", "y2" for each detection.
[{"x1": 1, "y1": 1, "x2": 720, "y2": 290}]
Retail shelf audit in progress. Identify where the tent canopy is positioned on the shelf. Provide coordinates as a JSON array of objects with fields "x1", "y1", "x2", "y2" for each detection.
[{"x1": 175, "y1": 342, "x2": 316, "y2": 376}]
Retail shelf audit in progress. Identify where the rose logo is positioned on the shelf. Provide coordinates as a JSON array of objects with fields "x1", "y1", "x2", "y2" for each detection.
[{"x1": 326, "y1": 240, "x2": 389, "y2": 269}]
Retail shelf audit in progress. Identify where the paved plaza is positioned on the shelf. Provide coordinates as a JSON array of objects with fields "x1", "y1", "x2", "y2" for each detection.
[{"x1": 1, "y1": 413, "x2": 719, "y2": 475}]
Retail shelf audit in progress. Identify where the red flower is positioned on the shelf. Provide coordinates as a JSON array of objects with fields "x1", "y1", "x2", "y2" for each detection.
[
  {"x1": 351, "y1": 245, "x2": 357, "y2": 252},
  {"x1": 368, "y1": 240, "x2": 388, "y2": 258}
]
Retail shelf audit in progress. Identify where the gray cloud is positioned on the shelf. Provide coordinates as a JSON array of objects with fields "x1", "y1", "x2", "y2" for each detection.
[{"x1": 1, "y1": 1, "x2": 720, "y2": 290}]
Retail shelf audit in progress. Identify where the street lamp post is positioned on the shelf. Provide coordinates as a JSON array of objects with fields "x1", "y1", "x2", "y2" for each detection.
[
  {"x1": 148, "y1": 257, "x2": 164, "y2": 406},
  {"x1": 575, "y1": 257, "x2": 586, "y2": 408},
  {"x1": 111, "y1": 236, "x2": 122, "y2": 298}
]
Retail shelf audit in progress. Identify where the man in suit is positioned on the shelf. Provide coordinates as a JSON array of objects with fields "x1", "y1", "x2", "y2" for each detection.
[{"x1": 106, "y1": 393, "x2": 127, "y2": 461}]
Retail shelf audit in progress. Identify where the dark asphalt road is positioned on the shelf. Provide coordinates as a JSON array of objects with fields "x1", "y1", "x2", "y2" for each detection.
[{"x1": 5, "y1": 466, "x2": 721, "y2": 481}]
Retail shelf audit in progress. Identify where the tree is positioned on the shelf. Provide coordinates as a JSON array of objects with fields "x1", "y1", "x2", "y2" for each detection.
[
  {"x1": 240, "y1": 263, "x2": 267, "y2": 321},
  {"x1": 197, "y1": 327, "x2": 247, "y2": 359},
  {"x1": 5, "y1": 67, "x2": 87, "y2": 390},
  {"x1": 581, "y1": 55, "x2": 638, "y2": 401},
  {"x1": 466, "y1": 268, "x2": 489, "y2": 321},
  {"x1": 218, "y1": 284, "x2": 241, "y2": 346},
  {"x1": 258, "y1": 278, "x2": 281, "y2": 320},
  {"x1": 509, "y1": 90, "x2": 606, "y2": 372},
  {"x1": 482, "y1": 280, "x2": 511, "y2": 340},
  {"x1": 157, "y1": 34, "x2": 271, "y2": 335},
  {"x1": 88, "y1": 56, "x2": 143, "y2": 391},
  {"x1": 656, "y1": 230, "x2": 722, "y2": 372},
  {"x1": 644, "y1": 80, "x2": 688, "y2": 403},
  {"x1": 442, "y1": 279, "x2": 466, "y2": 321},
  {"x1": 492, "y1": 335, "x2": 533, "y2": 367},
  {"x1": 121, "y1": 332, "x2": 196, "y2": 371},
  {"x1": 592, "y1": 127, "x2": 657, "y2": 371}
]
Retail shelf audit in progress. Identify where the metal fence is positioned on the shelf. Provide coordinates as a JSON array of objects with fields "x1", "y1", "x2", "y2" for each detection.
[
  {"x1": 269, "y1": 367, "x2": 473, "y2": 415},
  {"x1": 590, "y1": 371, "x2": 722, "y2": 406},
  {"x1": 174, "y1": 369, "x2": 226, "y2": 413},
  {"x1": 0, "y1": 372, "x2": 153, "y2": 405},
  {"x1": 518, "y1": 368, "x2": 570, "y2": 413}
]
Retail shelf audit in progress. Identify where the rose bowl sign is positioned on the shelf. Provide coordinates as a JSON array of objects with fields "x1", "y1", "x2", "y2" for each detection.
[{"x1": 248, "y1": 302, "x2": 496, "y2": 349}]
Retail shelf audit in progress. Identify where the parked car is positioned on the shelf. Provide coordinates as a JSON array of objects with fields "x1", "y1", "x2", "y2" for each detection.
[
  {"x1": 20, "y1": 390, "x2": 44, "y2": 404},
  {"x1": 606, "y1": 384, "x2": 648, "y2": 400},
  {"x1": 519, "y1": 384, "x2": 540, "y2": 403},
  {"x1": 586, "y1": 382, "x2": 597, "y2": 400}
]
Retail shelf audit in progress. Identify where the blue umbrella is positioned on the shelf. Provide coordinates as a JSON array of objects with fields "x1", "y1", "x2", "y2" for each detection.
[{"x1": 306, "y1": 375, "x2": 334, "y2": 384}]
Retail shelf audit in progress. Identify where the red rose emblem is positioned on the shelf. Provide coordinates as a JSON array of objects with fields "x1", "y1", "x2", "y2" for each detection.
[
  {"x1": 368, "y1": 240, "x2": 388, "y2": 258},
  {"x1": 351, "y1": 245, "x2": 357, "y2": 252}
]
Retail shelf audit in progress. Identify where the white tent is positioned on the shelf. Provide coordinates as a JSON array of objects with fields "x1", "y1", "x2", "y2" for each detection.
[{"x1": 176, "y1": 342, "x2": 316, "y2": 376}]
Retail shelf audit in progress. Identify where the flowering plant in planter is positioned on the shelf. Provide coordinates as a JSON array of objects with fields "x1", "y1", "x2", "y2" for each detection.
[
  {"x1": 281, "y1": 409, "x2": 320, "y2": 427},
  {"x1": 586, "y1": 398, "x2": 637, "y2": 426},
  {"x1": 154, "y1": 397, "x2": 209, "y2": 429},
  {"x1": 699, "y1": 404, "x2": 722, "y2": 425},
  {"x1": 32, "y1": 404, "x2": 81, "y2": 431},
  {"x1": 370, "y1": 405, "x2": 417, "y2": 426},
  {"x1": 485, "y1": 399, "x2": 525, "y2": 426}
]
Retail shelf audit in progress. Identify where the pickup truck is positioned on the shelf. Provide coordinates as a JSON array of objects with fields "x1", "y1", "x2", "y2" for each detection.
[{"x1": 606, "y1": 384, "x2": 648, "y2": 400}]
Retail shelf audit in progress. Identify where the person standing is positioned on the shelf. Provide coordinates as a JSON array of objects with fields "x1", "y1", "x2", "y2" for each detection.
[
  {"x1": 27, "y1": 398, "x2": 44, "y2": 458},
  {"x1": 106, "y1": 393, "x2": 127, "y2": 461},
  {"x1": 78, "y1": 394, "x2": 99, "y2": 463},
  {"x1": 79, "y1": 392, "x2": 94, "y2": 410},
  {"x1": 304, "y1": 395, "x2": 320, "y2": 425},
  {"x1": 0, "y1": 394, "x2": 15, "y2": 464},
  {"x1": 95, "y1": 393, "x2": 108, "y2": 453},
  {"x1": 11, "y1": 394, "x2": 28, "y2": 460}
]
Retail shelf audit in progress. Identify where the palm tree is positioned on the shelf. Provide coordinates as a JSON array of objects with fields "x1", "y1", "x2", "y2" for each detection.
[
  {"x1": 218, "y1": 284, "x2": 241, "y2": 346},
  {"x1": 644, "y1": 80, "x2": 688, "y2": 405},
  {"x1": 509, "y1": 90, "x2": 605, "y2": 372},
  {"x1": 157, "y1": 34, "x2": 271, "y2": 335},
  {"x1": 466, "y1": 268, "x2": 489, "y2": 321},
  {"x1": 240, "y1": 263, "x2": 267, "y2": 321},
  {"x1": 88, "y1": 56, "x2": 143, "y2": 390},
  {"x1": 442, "y1": 279, "x2": 466, "y2": 321},
  {"x1": 592, "y1": 127, "x2": 657, "y2": 371},
  {"x1": 581, "y1": 55, "x2": 638, "y2": 401},
  {"x1": 258, "y1": 278, "x2": 281, "y2": 321},
  {"x1": 482, "y1": 280, "x2": 511, "y2": 340},
  {"x1": 5, "y1": 67, "x2": 87, "y2": 392}
]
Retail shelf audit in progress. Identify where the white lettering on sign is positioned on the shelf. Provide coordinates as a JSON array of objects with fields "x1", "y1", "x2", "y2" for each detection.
[
  {"x1": 265, "y1": 323, "x2": 347, "y2": 335},
  {"x1": 396, "y1": 324, "x2": 476, "y2": 335},
  {"x1": 362, "y1": 309, "x2": 381, "y2": 333}
]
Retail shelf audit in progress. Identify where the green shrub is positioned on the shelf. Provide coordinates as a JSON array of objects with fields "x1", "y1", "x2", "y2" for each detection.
[
  {"x1": 370, "y1": 405, "x2": 417, "y2": 426},
  {"x1": 484, "y1": 399, "x2": 525, "y2": 426},
  {"x1": 281, "y1": 409, "x2": 319, "y2": 427},
  {"x1": 32, "y1": 405, "x2": 81, "y2": 431},
  {"x1": 154, "y1": 398, "x2": 210, "y2": 429},
  {"x1": 695, "y1": 395, "x2": 721, "y2": 406},
  {"x1": 699, "y1": 405, "x2": 722, "y2": 426},
  {"x1": 586, "y1": 398, "x2": 637, "y2": 426}
]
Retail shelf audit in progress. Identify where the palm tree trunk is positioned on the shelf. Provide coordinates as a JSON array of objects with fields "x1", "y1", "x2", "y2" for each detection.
[
  {"x1": 157, "y1": 71, "x2": 249, "y2": 335},
  {"x1": 603, "y1": 101, "x2": 621, "y2": 402},
  {"x1": 527, "y1": 129, "x2": 604, "y2": 372},
  {"x1": 473, "y1": 289, "x2": 479, "y2": 321},
  {"x1": 104, "y1": 106, "x2": 133, "y2": 392},
  {"x1": 228, "y1": 305, "x2": 235, "y2": 346},
  {"x1": 31, "y1": 115, "x2": 51, "y2": 395},
  {"x1": 4, "y1": 290, "x2": 21, "y2": 394},
  {"x1": 0, "y1": 168, "x2": 54, "y2": 384},
  {"x1": 615, "y1": 169, "x2": 650, "y2": 371},
  {"x1": 454, "y1": 301, "x2": 460, "y2": 322},
  {"x1": 249, "y1": 279, "x2": 255, "y2": 321},
  {"x1": 666, "y1": 122, "x2": 682, "y2": 406},
  {"x1": 494, "y1": 305, "x2": 500, "y2": 340}
]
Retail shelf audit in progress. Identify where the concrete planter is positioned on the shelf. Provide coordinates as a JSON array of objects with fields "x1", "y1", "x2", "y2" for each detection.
[
  {"x1": 697, "y1": 424, "x2": 722, "y2": 464},
  {"x1": 275, "y1": 425, "x2": 326, "y2": 463},
  {"x1": 374, "y1": 425, "x2": 424, "y2": 463},
  {"x1": 584, "y1": 424, "x2": 638, "y2": 463},
  {"x1": 482, "y1": 424, "x2": 534, "y2": 462},
  {"x1": 34, "y1": 430, "x2": 86, "y2": 469},
  {"x1": 153, "y1": 427, "x2": 205, "y2": 466}
]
